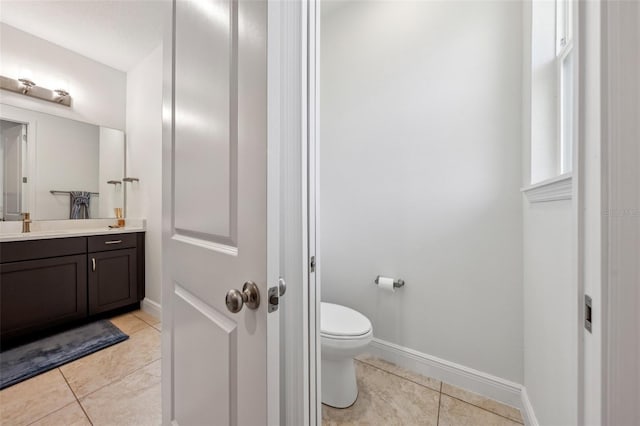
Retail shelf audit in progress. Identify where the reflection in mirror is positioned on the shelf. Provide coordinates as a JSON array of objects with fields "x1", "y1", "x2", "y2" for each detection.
[
  {"x1": 0, "y1": 119, "x2": 26, "y2": 221},
  {"x1": 0, "y1": 104, "x2": 125, "y2": 221}
]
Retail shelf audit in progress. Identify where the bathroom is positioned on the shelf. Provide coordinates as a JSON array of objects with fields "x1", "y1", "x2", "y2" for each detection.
[
  {"x1": 0, "y1": 0, "x2": 638, "y2": 426},
  {"x1": 0, "y1": 2, "x2": 166, "y2": 424}
]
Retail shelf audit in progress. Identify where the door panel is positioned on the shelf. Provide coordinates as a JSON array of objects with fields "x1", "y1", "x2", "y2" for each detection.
[
  {"x1": 166, "y1": 0, "x2": 269, "y2": 424},
  {"x1": 174, "y1": 0, "x2": 237, "y2": 243},
  {"x1": 173, "y1": 287, "x2": 237, "y2": 425}
]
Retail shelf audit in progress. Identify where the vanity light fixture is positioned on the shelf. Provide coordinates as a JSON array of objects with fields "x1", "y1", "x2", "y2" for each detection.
[
  {"x1": 0, "y1": 75, "x2": 72, "y2": 107},
  {"x1": 18, "y1": 78, "x2": 36, "y2": 94},
  {"x1": 54, "y1": 89, "x2": 70, "y2": 103}
]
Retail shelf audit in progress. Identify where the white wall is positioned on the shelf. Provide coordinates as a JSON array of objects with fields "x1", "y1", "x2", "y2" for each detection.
[
  {"x1": 522, "y1": 201, "x2": 576, "y2": 426},
  {"x1": 126, "y1": 44, "x2": 163, "y2": 305},
  {"x1": 98, "y1": 127, "x2": 125, "y2": 218},
  {"x1": 521, "y1": 2, "x2": 578, "y2": 425},
  {"x1": 0, "y1": 23, "x2": 126, "y2": 130},
  {"x1": 320, "y1": 1, "x2": 524, "y2": 382}
]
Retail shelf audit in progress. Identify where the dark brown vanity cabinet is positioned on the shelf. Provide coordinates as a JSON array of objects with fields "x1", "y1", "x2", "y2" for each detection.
[
  {"x1": 0, "y1": 232, "x2": 145, "y2": 344},
  {"x1": 0, "y1": 253, "x2": 88, "y2": 341},
  {"x1": 88, "y1": 234, "x2": 138, "y2": 315}
]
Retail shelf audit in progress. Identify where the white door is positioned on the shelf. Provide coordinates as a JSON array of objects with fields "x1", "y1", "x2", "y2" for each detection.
[
  {"x1": 2, "y1": 122, "x2": 26, "y2": 221},
  {"x1": 162, "y1": 0, "x2": 277, "y2": 424}
]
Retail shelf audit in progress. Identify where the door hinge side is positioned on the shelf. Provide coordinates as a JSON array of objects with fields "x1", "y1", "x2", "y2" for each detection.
[{"x1": 309, "y1": 255, "x2": 316, "y2": 273}]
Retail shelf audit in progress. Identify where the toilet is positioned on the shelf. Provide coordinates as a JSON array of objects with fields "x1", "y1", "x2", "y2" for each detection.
[{"x1": 321, "y1": 302, "x2": 373, "y2": 408}]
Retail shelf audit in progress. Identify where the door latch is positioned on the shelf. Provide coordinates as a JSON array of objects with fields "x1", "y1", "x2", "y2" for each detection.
[
  {"x1": 585, "y1": 294, "x2": 593, "y2": 333},
  {"x1": 268, "y1": 277, "x2": 286, "y2": 313}
]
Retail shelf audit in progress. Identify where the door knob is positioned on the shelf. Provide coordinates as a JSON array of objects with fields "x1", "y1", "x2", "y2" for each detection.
[{"x1": 225, "y1": 281, "x2": 260, "y2": 313}]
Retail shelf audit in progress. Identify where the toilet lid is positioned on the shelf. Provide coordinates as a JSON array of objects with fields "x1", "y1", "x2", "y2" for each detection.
[{"x1": 321, "y1": 303, "x2": 372, "y2": 337}]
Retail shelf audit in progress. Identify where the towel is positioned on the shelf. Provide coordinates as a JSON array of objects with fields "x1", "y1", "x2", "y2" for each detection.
[{"x1": 69, "y1": 191, "x2": 91, "y2": 219}]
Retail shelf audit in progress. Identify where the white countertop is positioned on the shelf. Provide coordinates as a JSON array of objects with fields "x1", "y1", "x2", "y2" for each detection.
[{"x1": 0, "y1": 218, "x2": 146, "y2": 242}]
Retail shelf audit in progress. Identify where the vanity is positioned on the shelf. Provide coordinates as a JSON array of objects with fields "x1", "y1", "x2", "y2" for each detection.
[
  {"x1": 0, "y1": 227, "x2": 145, "y2": 343},
  {"x1": 0, "y1": 101, "x2": 145, "y2": 345}
]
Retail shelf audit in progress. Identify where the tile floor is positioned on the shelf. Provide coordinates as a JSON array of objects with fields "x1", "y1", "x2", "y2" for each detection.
[
  {"x1": 323, "y1": 355, "x2": 525, "y2": 426},
  {"x1": 1, "y1": 311, "x2": 524, "y2": 426},
  {"x1": 0, "y1": 309, "x2": 161, "y2": 426}
]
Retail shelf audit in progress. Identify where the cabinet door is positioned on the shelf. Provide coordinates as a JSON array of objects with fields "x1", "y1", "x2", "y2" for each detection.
[
  {"x1": 88, "y1": 248, "x2": 138, "y2": 315},
  {"x1": 0, "y1": 254, "x2": 87, "y2": 340}
]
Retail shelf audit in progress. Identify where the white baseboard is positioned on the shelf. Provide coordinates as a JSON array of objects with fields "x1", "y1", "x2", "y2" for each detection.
[
  {"x1": 520, "y1": 388, "x2": 539, "y2": 426},
  {"x1": 141, "y1": 298, "x2": 162, "y2": 320},
  {"x1": 367, "y1": 338, "x2": 532, "y2": 423}
]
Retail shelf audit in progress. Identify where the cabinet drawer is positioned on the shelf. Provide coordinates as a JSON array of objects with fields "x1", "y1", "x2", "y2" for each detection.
[
  {"x1": 88, "y1": 233, "x2": 137, "y2": 252},
  {"x1": 0, "y1": 237, "x2": 86, "y2": 263}
]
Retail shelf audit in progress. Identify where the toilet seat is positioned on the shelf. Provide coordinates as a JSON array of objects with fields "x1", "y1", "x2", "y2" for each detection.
[{"x1": 321, "y1": 302, "x2": 372, "y2": 338}]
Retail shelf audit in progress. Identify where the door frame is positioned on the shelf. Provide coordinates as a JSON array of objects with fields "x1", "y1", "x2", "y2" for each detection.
[
  {"x1": 600, "y1": 1, "x2": 640, "y2": 424},
  {"x1": 279, "y1": 0, "x2": 318, "y2": 423},
  {"x1": 0, "y1": 107, "x2": 36, "y2": 221},
  {"x1": 307, "y1": 0, "x2": 321, "y2": 424}
]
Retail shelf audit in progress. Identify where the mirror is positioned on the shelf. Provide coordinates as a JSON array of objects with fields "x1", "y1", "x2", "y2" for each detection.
[{"x1": 0, "y1": 104, "x2": 124, "y2": 221}]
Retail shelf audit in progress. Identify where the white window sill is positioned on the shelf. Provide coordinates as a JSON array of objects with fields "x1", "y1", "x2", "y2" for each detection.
[{"x1": 521, "y1": 173, "x2": 572, "y2": 203}]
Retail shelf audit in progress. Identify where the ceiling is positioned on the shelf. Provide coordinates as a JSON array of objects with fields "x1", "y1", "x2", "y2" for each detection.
[{"x1": 0, "y1": 0, "x2": 170, "y2": 72}]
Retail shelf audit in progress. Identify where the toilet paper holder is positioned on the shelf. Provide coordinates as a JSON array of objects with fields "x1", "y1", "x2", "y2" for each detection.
[{"x1": 374, "y1": 275, "x2": 405, "y2": 288}]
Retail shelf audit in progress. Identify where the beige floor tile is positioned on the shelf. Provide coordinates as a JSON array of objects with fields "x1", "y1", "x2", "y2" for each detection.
[
  {"x1": 81, "y1": 360, "x2": 161, "y2": 426},
  {"x1": 322, "y1": 361, "x2": 439, "y2": 426},
  {"x1": 152, "y1": 322, "x2": 162, "y2": 332},
  {"x1": 0, "y1": 369, "x2": 76, "y2": 426},
  {"x1": 442, "y1": 383, "x2": 523, "y2": 423},
  {"x1": 60, "y1": 327, "x2": 161, "y2": 398},
  {"x1": 131, "y1": 310, "x2": 161, "y2": 326},
  {"x1": 356, "y1": 354, "x2": 441, "y2": 392},
  {"x1": 109, "y1": 313, "x2": 150, "y2": 335},
  {"x1": 29, "y1": 401, "x2": 91, "y2": 426},
  {"x1": 438, "y1": 394, "x2": 522, "y2": 426}
]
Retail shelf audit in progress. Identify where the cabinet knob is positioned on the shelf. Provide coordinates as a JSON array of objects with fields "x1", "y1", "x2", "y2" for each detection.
[{"x1": 92, "y1": 258, "x2": 96, "y2": 272}]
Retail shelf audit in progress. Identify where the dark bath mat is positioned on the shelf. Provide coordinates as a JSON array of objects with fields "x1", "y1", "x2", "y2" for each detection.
[{"x1": 0, "y1": 320, "x2": 128, "y2": 390}]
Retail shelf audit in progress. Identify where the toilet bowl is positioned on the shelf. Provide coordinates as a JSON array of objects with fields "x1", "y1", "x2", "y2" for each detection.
[{"x1": 321, "y1": 302, "x2": 373, "y2": 408}]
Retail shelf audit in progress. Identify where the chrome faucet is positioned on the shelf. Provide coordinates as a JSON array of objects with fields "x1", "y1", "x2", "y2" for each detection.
[{"x1": 22, "y1": 212, "x2": 31, "y2": 233}]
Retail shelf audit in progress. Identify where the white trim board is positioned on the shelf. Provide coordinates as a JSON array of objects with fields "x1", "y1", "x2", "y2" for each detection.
[
  {"x1": 367, "y1": 338, "x2": 536, "y2": 424},
  {"x1": 520, "y1": 388, "x2": 540, "y2": 426},
  {"x1": 141, "y1": 297, "x2": 161, "y2": 321},
  {"x1": 521, "y1": 173, "x2": 573, "y2": 203}
]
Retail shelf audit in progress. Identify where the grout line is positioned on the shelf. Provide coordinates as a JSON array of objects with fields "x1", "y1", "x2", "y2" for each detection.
[
  {"x1": 107, "y1": 319, "x2": 158, "y2": 337},
  {"x1": 130, "y1": 311, "x2": 161, "y2": 329},
  {"x1": 356, "y1": 359, "x2": 441, "y2": 393},
  {"x1": 25, "y1": 401, "x2": 80, "y2": 426},
  {"x1": 59, "y1": 368, "x2": 94, "y2": 426},
  {"x1": 436, "y1": 382, "x2": 442, "y2": 425},
  {"x1": 359, "y1": 358, "x2": 524, "y2": 425},
  {"x1": 76, "y1": 357, "x2": 162, "y2": 401},
  {"x1": 443, "y1": 393, "x2": 524, "y2": 425},
  {"x1": 21, "y1": 370, "x2": 77, "y2": 426}
]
